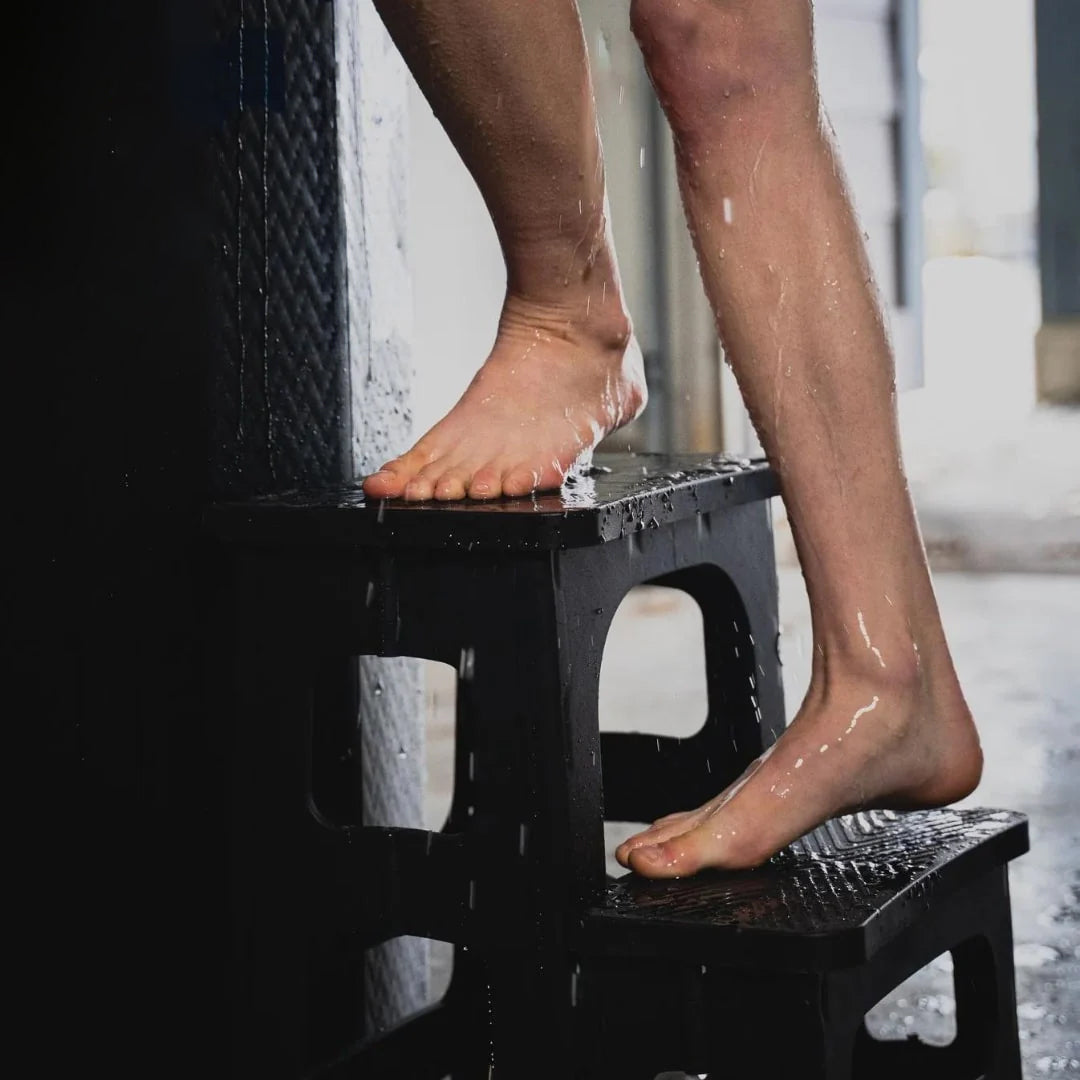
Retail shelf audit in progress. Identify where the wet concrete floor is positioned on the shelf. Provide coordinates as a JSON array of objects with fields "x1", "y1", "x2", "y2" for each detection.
[{"x1": 424, "y1": 569, "x2": 1080, "y2": 1074}]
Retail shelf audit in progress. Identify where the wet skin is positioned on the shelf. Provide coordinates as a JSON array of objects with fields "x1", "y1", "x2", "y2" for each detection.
[
  {"x1": 368, "y1": 0, "x2": 984, "y2": 874},
  {"x1": 365, "y1": 0, "x2": 645, "y2": 502}
]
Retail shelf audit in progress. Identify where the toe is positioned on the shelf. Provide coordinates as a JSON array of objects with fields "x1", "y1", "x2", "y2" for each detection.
[
  {"x1": 403, "y1": 465, "x2": 441, "y2": 502},
  {"x1": 433, "y1": 469, "x2": 468, "y2": 502},
  {"x1": 626, "y1": 828, "x2": 715, "y2": 879},
  {"x1": 501, "y1": 465, "x2": 542, "y2": 498},
  {"x1": 466, "y1": 466, "x2": 503, "y2": 501},
  {"x1": 628, "y1": 819, "x2": 765, "y2": 878},
  {"x1": 363, "y1": 461, "x2": 410, "y2": 499},
  {"x1": 625, "y1": 841, "x2": 686, "y2": 877},
  {"x1": 615, "y1": 809, "x2": 701, "y2": 868}
]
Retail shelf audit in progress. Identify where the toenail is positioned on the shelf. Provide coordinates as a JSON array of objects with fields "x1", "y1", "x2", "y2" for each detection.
[{"x1": 635, "y1": 845, "x2": 663, "y2": 864}]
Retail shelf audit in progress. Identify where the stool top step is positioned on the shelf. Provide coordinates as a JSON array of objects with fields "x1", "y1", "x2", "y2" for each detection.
[
  {"x1": 583, "y1": 807, "x2": 1028, "y2": 971},
  {"x1": 205, "y1": 452, "x2": 779, "y2": 551}
]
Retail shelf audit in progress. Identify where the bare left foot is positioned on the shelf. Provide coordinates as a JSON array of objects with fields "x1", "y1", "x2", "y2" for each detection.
[{"x1": 362, "y1": 292, "x2": 645, "y2": 502}]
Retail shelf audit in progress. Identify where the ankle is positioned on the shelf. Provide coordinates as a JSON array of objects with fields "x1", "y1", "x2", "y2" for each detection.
[
  {"x1": 503, "y1": 203, "x2": 630, "y2": 329},
  {"x1": 812, "y1": 630, "x2": 929, "y2": 698},
  {"x1": 499, "y1": 286, "x2": 634, "y2": 358}
]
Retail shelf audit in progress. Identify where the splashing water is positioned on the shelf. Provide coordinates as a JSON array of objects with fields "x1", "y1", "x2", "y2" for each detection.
[{"x1": 459, "y1": 647, "x2": 476, "y2": 681}]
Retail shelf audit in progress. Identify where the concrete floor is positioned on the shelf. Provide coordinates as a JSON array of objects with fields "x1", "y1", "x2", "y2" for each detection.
[
  {"x1": 422, "y1": 568, "x2": 1080, "y2": 1076},
  {"x1": 906, "y1": 406, "x2": 1080, "y2": 575}
]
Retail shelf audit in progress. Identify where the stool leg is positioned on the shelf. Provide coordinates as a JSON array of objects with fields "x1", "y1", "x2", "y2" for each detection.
[
  {"x1": 952, "y1": 868, "x2": 1022, "y2": 1080},
  {"x1": 579, "y1": 956, "x2": 713, "y2": 1080},
  {"x1": 437, "y1": 552, "x2": 612, "y2": 1078},
  {"x1": 699, "y1": 971, "x2": 845, "y2": 1080},
  {"x1": 442, "y1": 950, "x2": 498, "y2": 1080}
]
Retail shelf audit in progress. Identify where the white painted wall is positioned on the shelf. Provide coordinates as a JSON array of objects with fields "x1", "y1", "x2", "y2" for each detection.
[{"x1": 407, "y1": 80, "x2": 506, "y2": 440}]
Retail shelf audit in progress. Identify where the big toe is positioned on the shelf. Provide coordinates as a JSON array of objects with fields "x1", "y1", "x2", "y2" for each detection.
[
  {"x1": 615, "y1": 810, "x2": 699, "y2": 868},
  {"x1": 627, "y1": 820, "x2": 763, "y2": 878},
  {"x1": 363, "y1": 463, "x2": 410, "y2": 499}
]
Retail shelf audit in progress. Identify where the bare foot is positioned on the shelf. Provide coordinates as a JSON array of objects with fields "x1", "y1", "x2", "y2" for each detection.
[
  {"x1": 615, "y1": 640, "x2": 983, "y2": 877},
  {"x1": 362, "y1": 294, "x2": 646, "y2": 501}
]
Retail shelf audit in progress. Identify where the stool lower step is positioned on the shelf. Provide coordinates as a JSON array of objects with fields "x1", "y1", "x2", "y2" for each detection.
[
  {"x1": 578, "y1": 807, "x2": 1028, "y2": 1080},
  {"x1": 585, "y1": 807, "x2": 1027, "y2": 970}
]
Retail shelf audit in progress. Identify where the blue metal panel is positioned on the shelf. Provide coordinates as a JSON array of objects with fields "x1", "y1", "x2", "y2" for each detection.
[{"x1": 1036, "y1": 0, "x2": 1080, "y2": 318}]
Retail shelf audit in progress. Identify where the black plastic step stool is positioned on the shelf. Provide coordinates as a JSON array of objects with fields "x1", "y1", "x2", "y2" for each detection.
[
  {"x1": 208, "y1": 451, "x2": 786, "y2": 1078},
  {"x1": 577, "y1": 806, "x2": 1028, "y2": 1080},
  {"x1": 207, "y1": 452, "x2": 1027, "y2": 1080}
]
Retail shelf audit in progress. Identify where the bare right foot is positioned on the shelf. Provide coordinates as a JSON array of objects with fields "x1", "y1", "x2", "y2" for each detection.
[
  {"x1": 363, "y1": 292, "x2": 646, "y2": 501},
  {"x1": 617, "y1": 614, "x2": 984, "y2": 877}
]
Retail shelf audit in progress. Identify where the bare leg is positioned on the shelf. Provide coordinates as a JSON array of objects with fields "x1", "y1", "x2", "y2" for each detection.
[
  {"x1": 617, "y1": 0, "x2": 983, "y2": 876},
  {"x1": 363, "y1": 0, "x2": 645, "y2": 501}
]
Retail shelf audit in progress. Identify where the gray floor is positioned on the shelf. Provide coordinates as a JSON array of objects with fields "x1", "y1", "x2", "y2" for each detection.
[
  {"x1": 422, "y1": 568, "x2": 1080, "y2": 1076},
  {"x1": 906, "y1": 406, "x2": 1080, "y2": 575}
]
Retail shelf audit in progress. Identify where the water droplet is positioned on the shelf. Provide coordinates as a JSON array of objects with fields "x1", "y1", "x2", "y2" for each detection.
[{"x1": 459, "y1": 646, "x2": 476, "y2": 681}]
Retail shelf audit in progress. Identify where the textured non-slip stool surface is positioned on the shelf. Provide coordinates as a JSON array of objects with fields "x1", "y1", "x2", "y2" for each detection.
[
  {"x1": 587, "y1": 807, "x2": 1029, "y2": 970},
  {"x1": 205, "y1": 451, "x2": 779, "y2": 550},
  {"x1": 580, "y1": 808, "x2": 1029, "y2": 1079}
]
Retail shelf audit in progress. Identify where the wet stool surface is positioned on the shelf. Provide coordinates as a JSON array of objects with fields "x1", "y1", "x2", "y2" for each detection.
[
  {"x1": 205, "y1": 451, "x2": 779, "y2": 550},
  {"x1": 585, "y1": 807, "x2": 1029, "y2": 970},
  {"x1": 579, "y1": 808, "x2": 1028, "y2": 1078}
]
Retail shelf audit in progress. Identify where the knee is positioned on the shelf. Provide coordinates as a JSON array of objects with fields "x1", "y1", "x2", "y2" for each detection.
[{"x1": 630, "y1": 0, "x2": 814, "y2": 139}]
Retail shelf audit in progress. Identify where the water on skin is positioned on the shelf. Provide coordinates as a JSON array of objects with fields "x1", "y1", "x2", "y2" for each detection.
[
  {"x1": 845, "y1": 694, "x2": 880, "y2": 735},
  {"x1": 857, "y1": 608, "x2": 887, "y2": 668}
]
